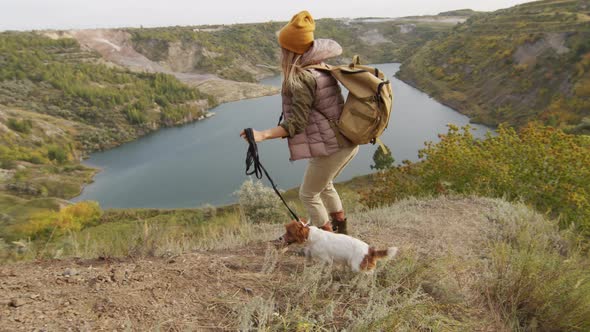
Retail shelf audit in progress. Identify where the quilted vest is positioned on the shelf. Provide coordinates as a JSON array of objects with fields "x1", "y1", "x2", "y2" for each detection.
[{"x1": 282, "y1": 68, "x2": 353, "y2": 161}]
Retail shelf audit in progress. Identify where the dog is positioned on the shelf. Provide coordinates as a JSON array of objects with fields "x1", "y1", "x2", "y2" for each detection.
[{"x1": 280, "y1": 220, "x2": 398, "y2": 272}]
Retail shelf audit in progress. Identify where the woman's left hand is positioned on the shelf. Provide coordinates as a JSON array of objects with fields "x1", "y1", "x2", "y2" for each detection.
[{"x1": 240, "y1": 129, "x2": 267, "y2": 143}]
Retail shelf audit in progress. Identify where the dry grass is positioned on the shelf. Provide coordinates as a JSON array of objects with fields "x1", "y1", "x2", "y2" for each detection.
[
  {"x1": 231, "y1": 196, "x2": 590, "y2": 331},
  {"x1": 1, "y1": 196, "x2": 589, "y2": 331}
]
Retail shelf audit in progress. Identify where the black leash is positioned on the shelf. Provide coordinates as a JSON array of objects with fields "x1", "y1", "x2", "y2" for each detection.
[{"x1": 243, "y1": 128, "x2": 302, "y2": 222}]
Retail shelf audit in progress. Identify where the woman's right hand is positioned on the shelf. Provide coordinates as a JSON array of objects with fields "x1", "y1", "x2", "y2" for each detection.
[
  {"x1": 240, "y1": 126, "x2": 288, "y2": 143},
  {"x1": 240, "y1": 129, "x2": 267, "y2": 143}
]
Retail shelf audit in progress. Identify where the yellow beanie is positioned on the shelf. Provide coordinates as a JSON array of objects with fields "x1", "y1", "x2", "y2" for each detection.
[{"x1": 278, "y1": 11, "x2": 315, "y2": 54}]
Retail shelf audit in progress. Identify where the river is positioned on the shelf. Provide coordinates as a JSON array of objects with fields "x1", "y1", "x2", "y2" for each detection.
[{"x1": 73, "y1": 63, "x2": 491, "y2": 208}]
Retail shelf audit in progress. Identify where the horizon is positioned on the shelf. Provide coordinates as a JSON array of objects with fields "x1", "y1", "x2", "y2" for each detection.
[{"x1": 1, "y1": 0, "x2": 531, "y2": 32}]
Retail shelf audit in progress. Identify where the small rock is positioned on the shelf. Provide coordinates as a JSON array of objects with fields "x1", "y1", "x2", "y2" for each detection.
[
  {"x1": 110, "y1": 268, "x2": 125, "y2": 282},
  {"x1": 9, "y1": 298, "x2": 27, "y2": 307},
  {"x1": 62, "y1": 268, "x2": 79, "y2": 277},
  {"x1": 225, "y1": 262, "x2": 242, "y2": 270},
  {"x1": 243, "y1": 287, "x2": 254, "y2": 295}
]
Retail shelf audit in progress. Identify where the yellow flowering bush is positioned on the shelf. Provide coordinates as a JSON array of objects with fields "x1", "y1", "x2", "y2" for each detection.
[{"x1": 15, "y1": 201, "x2": 102, "y2": 240}]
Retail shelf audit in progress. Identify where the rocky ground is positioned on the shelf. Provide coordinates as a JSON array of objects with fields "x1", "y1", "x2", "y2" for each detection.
[{"x1": 1, "y1": 243, "x2": 294, "y2": 331}]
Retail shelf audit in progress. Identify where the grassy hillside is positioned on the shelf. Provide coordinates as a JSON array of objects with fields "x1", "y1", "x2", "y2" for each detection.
[
  {"x1": 397, "y1": 0, "x2": 590, "y2": 133},
  {"x1": 0, "y1": 32, "x2": 214, "y2": 152},
  {"x1": 0, "y1": 32, "x2": 216, "y2": 230},
  {"x1": 363, "y1": 123, "x2": 590, "y2": 236},
  {"x1": 1, "y1": 197, "x2": 589, "y2": 330},
  {"x1": 128, "y1": 18, "x2": 459, "y2": 82}
]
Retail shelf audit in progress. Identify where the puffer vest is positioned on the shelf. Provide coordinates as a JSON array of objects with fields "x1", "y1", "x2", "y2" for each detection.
[{"x1": 282, "y1": 68, "x2": 352, "y2": 161}]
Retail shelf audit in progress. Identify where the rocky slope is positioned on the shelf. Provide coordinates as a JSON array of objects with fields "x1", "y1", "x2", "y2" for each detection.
[
  {"x1": 42, "y1": 29, "x2": 280, "y2": 104},
  {"x1": 125, "y1": 17, "x2": 463, "y2": 82},
  {"x1": 39, "y1": 16, "x2": 464, "y2": 105},
  {"x1": 397, "y1": 0, "x2": 590, "y2": 133}
]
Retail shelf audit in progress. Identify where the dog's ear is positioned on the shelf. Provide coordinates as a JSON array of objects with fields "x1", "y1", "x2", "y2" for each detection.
[
  {"x1": 283, "y1": 221, "x2": 302, "y2": 243},
  {"x1": 284, "y1": 220, "x2": 294, "y2": 231},
  {"x1": 293, "y1": 221, "x2": 309, "y2": 243}
]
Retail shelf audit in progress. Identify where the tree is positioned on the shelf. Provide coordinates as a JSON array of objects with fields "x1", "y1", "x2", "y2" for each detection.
[{"x1": 371, "y1": 144, "x2": 395, "y2": 170}]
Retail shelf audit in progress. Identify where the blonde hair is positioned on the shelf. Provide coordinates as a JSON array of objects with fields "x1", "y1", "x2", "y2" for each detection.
[{"x1": 281, "y1": 48, "x2": 313, "y2": 94}]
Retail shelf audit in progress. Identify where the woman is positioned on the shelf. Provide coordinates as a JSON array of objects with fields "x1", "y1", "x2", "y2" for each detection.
[{"x1": 240, "y1": 11, "x2": 359, "y2": 234}]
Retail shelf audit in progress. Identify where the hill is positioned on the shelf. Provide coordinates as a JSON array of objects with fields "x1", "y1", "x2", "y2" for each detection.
[
  {"x1": 0, "y1": 32, "x2": 215, "y2": 152},
  {"x1": 1, "y1": 196, "x2": 588, "y2": 330},
  {"x1": 0, "y1": 32, "x2": 219, "y2": 222},
  {"x1": 0, "y1": 16, "x2": 464, "y2": 224},
  {"x1": 125, "y1": 17, "x2": 459, "y2": 82},
  {"x1": 437, "y1": 9, "x2": 482, "y2": 17},
  {"x1": 397, "y1": 0, "x2": 590, "y2": 133}
]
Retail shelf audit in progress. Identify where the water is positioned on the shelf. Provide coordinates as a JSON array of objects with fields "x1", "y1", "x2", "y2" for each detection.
[{"x1": 73, "y1": 63, "x2": 491, "y2": 208}]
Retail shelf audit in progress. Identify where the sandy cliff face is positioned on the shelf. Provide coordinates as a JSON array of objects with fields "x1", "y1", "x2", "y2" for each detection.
[
  {"x1": 165, "y1": 41, "x2": 204, "y2": 73},
  {"x1": 44, "y1": 29, "x2": 168, "y2": 73},
  {"x1": 41, "y1": 29, "x2": 279, "y2": 103}
]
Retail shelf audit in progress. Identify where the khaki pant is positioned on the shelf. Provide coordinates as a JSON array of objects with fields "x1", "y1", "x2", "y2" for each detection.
[{"x1": 299, "y1": 145, "x2": 359, "y2": 226}]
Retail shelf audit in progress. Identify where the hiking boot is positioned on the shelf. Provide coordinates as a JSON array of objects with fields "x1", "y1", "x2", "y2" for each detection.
[
  {"x1": 330, "y1": 211, "x2": 348, "y2": 235},
  {"x1": 319, "y1": 222, "x2": 333, "y2": 232}
]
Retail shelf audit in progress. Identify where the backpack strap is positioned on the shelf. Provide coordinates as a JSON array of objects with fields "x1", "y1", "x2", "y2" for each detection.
[
  {"x1": 350, "y1": 55, "x2": 361, "y2": 68},
  {"x1": 303, "y1": 63, "x2": 333, "y2": 72},
  {"x1": 376, "y1": 137, "x2": 388, "y2": 153}
]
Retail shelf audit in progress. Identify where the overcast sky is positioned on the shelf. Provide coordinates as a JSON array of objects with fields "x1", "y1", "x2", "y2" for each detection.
[{"x1": 1, "y1": 0, "x2": 532, "y2": 31}]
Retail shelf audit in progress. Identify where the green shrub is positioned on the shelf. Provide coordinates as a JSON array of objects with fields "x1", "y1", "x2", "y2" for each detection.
[
  {"x1": 26, "y1": 153, "x2": 45, "y2": 165},
  {"x1": 480, "y1": 203, "x2": 590, "y2": 331},
  {"x1": 47, "y1": 145, "x2": 68, "y2": 164},
  {"x1": 363, "y1": 123, "x2": 590, "y2": 234},
  {"x1": 124, "y1": 108, "x2": 147, "y2": 124},
  {"x1": 236, "y1": 178, "x2": 286, "y2": 223},
  {"x1": 0, "y1": 158, "x2": 17, "y2": 169},
  {"x1": 7, "y1": 118, "x2": 32, "y2": 134}
]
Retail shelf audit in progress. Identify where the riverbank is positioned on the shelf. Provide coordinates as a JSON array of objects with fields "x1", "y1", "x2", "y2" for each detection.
[
  {"x1": 395, "y1": 63, "x2": 496, "y2": 126},
  {"x1": 0, "y1": 71, "x2": 278, "y2": 237},
  {"x1": 72, "y1": 63, "x2": 492, "y2": 209}
]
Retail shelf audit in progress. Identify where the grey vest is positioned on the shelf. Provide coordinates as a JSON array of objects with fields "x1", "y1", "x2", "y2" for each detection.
[{"x1": 282, "y1": 68, "x2": 352, "y2": 161}]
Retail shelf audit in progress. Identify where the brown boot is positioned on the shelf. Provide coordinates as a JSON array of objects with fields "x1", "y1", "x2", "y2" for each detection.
[
  {"x1": 319, "y1": 222, "x2": 333, "y2": 232},
  {"x1": 330, "y1": 211, "x2": 348, "y2": 235}
]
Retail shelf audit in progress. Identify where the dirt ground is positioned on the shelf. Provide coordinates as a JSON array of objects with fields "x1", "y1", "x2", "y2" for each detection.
[
  {"x1": 0, "y1": 197, "x2": 502, "y2": 331},
  {"x1": 1, "y1": 243, "x2": 302, "y2": 331}
]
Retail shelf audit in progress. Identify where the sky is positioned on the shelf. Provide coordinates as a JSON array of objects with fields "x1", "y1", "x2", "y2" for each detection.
[{"x1": 1, "y1": 0, "x2": 532, "y2": 31}]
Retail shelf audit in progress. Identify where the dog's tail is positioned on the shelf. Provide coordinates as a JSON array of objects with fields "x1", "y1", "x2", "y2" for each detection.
[{"x1": 372, "y1": 246, "x2": 398, "y2": 260}]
